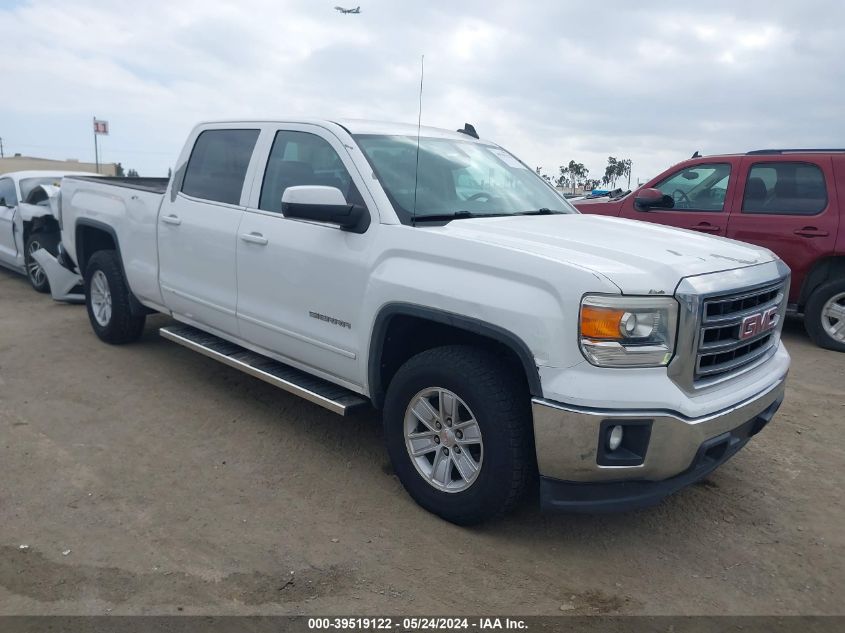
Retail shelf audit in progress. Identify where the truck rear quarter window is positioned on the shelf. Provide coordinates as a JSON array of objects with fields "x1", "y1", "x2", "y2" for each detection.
[
  {"x1": 742, "y1": 162, "x2": 827, "y2": 215},
  {"x1": 258, "y1": 130, "x2": 362, "y2": 213},
  {"x1": 181, "y1": 129, "x2": 260, "y2": 205}
]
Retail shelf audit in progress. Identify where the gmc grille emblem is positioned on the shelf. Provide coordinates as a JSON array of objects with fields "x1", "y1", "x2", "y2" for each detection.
[{"x1": 739, "y1": 306, "x2": 779, "y2": 340}]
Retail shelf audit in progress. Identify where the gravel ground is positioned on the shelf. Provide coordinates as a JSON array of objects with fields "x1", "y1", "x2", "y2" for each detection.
[{"x1": 0, "y1": 267, "x2": 842, "y2": 615}]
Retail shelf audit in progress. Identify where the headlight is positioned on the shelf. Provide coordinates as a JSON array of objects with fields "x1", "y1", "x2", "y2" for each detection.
[{"x1": 579, "y1": 295, "x2": 678, "y2": 367}]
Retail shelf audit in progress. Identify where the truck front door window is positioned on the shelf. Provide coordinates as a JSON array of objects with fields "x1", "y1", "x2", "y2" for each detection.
[
  {"x1": 653, "y1": 164, "x2": 731, "y2": 211},
  {"x1": 181, "y1": 129, "x2": 259, "y2": 205},
  {"x1": 259, "y1": 131, "x2": 363, "y2": 213}
]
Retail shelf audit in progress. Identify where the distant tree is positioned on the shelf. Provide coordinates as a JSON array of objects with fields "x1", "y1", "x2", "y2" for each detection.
[
  {"x1": 127, "y1": 168, "x2": 140, "y2": 178},
  {"x1": 114, "y1": 162, "x2": 125, "y2": 177},
  {"x1": 602, "y1": 157, "x2": 617, "y2": 188},
  {"x1": 620, "y1": 158, "x2": 632, "y2": 189},
  {"x1": 567, "y1": 160, "x2": 588, "y2": 194},
  {"x1": 584, "y1": 178, "x2": 600, "y2": 192},
  {"x1": 602, "y1": 157, "x2": 632, "y2": 189},
  {"x1": 536, "y1": 167, "x2": 552, "y2": 182},
  {"x1": 556, "y1": 164, "x2": 571, "y2": 190}
]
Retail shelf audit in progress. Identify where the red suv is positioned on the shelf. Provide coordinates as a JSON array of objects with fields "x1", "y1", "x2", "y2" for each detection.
[{"x1": 574, "y1": 150, "x2": 845, "y2": 351}]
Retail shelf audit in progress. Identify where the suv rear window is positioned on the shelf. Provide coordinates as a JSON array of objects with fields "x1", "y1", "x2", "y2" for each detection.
[
  {"x1": 181, "y1": 129, "x2": 259, "y2": 205},
  {"x1": 742, "y1": 162, "x2": 827, "y2": 215}
]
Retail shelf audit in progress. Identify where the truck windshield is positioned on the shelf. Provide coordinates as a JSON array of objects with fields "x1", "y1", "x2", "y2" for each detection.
[{"x1": 354, "y1": 134, "x2": 576, "y2": 224}]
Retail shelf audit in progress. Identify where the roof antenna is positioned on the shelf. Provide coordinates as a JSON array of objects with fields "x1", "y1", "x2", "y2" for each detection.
[
  {"x1": 457, "y1": 123, "x2": 479, "y2": 139},
  {"x1": 412, "y1": 54, "x2": 424, "y2": 226}
]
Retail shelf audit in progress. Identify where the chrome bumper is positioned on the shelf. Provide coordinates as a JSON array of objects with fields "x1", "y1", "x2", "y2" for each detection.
[{"x1": 532, "y1": 375, "x2": 787, "y2": 482}]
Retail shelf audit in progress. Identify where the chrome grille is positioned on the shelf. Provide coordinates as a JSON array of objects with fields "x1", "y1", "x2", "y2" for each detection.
[{"x1": 695, "y1": 282, "x2": 785, "y2": 383}]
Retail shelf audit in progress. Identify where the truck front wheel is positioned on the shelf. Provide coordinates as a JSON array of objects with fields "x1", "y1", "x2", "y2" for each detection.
[
  {"x1": 383, "y1": 345, "x2": 533, "y2": 525},
  {"x1": 804, "y1": 279, "x2": 845, "y2": 352},
  {"x1": 84, "y1": 250, "x2": 146, "y2": 344},
  {"x1": 24, "y1": 231, "x2": 59, "y2": 293}
]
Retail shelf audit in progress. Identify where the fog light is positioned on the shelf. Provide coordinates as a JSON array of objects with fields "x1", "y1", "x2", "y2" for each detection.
[{"x1": 608, "y1": 425, "x2": 624, "y2": 451}]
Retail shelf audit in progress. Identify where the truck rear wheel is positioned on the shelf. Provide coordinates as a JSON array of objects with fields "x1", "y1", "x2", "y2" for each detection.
[
  {"x1": 24, "y1": 231, "x2": 59, "y2": 293},
  {"x1": 84, "y1": 250, "x2": 146, "y2": 344},
  {"x1": 383, "y1": 345, "x2": 533, "y2": 525},
  {"x1": 804, "y1": 279, "x2": 845, "y2": 352}
]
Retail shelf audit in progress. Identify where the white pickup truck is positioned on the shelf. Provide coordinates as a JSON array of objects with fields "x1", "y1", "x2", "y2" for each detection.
[{"x1": 53, "y1": 119, "x2": 790, "y2": 524}]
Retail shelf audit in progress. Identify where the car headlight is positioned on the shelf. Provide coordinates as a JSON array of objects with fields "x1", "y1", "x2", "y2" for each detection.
[{"x1": 579, "y1": 295, "x2": 678, "y2": 367}]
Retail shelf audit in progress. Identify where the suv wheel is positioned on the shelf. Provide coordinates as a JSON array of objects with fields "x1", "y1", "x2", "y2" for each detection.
[
  {"x1": 383, "y1": 345, "x2": 532, "y2": 525},
  {"x1": 24, "y1": 231, "x2": 59, "y2": 293},
  {"x1": 84, "y1": 250, "x2": 146, "y2": 344},
  {"x1": 804, "y1": 279, "x2": 845, "y2": 352}
]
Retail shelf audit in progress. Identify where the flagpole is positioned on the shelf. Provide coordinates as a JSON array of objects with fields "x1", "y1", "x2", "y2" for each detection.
[{"x1": 93, "y1": 116, "x2": 100, "y2": 174}]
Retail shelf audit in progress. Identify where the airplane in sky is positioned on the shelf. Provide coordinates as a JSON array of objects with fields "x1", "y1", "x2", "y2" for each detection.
[{"x1": 334, "y1": 6, "x2": 361, "y2": 14}]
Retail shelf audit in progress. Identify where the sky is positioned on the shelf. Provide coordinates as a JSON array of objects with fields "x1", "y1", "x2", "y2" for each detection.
[{"x1": 1, "y1": 0, "x2": 844, "y2": 186}]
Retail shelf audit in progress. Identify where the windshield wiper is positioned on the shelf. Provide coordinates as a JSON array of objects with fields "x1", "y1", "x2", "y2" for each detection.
[
  {"x1": 514, "y1": 208, "x2": 562, "y2": 215},
  {"x1": 413, "y1": 211, "x2": 509, "y2": 223}
]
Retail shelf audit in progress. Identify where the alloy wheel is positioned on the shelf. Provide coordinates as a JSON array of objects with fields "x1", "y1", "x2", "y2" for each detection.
[
  {"x1": 821, "y1": 292, "x2": 845, "y2": 343},
  {"x1": 26, "y1": 239, "x2": 46, "y2": 288},
  {"x1": 90, "y1": 270, "x2": 113, "y2": 327},
  {"x1": 404, "y1": 387, "x2": 484, "y2": 493}
]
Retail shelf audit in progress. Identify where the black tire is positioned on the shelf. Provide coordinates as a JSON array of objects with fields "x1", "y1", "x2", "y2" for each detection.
[
  {"x1": 804, "y1": 279, "x2": 845, "y2": 352},
  {"x1": 84, "y1": 250, "x2": 146, "y2": 344},
  {"x1": 24, "y1": 231, "x2": 59, "y2": 293},
  {"x1": 383, "y1": 345, "x2": 533, "y2": 525}
]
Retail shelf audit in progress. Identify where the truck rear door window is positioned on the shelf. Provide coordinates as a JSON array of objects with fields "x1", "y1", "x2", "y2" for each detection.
[
  {"x1": 742, "y1": 162, "x2": 827, "y2": 215},
  {"x1": 181, "y1": 129, "x2": 259, "y2": 205}
]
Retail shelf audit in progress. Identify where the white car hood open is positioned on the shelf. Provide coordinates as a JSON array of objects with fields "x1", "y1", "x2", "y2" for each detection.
[
  {"x1": 18, "y1": 184, "x2": 62, "y2": 222},
  {"x1": 431, "y1": 214, "x2": 775, "y2": 294}
]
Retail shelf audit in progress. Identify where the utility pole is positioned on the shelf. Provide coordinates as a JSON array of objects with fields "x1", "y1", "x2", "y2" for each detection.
[
  {"x1": 0, "y1": 137, "x2": 4, "y2": 158},
  {"x1": 93, "y1": 116, "x2": 100, "y2": 173}
]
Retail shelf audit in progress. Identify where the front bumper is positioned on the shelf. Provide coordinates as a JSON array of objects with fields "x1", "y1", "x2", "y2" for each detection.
[
  {"x1": 532, "y1": 376, "x2": 786, "y2": 512},
  {"x1": 32, "y1": 247, "x2": 84, "y2": 303}
]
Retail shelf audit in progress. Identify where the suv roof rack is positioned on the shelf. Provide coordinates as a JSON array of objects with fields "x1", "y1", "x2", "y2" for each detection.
[{"x1": 746, "y1": 149, "x2": 845, "y2": 155}]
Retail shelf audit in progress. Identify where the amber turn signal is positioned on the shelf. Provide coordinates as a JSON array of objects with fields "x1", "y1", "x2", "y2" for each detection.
[{"x1": 580, "y1": 305, "x2": 625, "y2": 340}]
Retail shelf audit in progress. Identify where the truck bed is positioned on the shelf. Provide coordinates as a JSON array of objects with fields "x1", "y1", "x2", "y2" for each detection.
[{"x1": 67, "y1": 176, "x2": 170, "y2": 194}]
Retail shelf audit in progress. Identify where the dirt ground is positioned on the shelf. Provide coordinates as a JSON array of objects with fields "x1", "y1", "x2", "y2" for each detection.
[{"x1": 0, "y1": 267, "x2": 842, "y2": 616}]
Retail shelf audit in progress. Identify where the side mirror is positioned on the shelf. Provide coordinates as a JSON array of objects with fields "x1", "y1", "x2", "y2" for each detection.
[
  {"x1": 634, "y1": 187, "x2": 673, "y2": 210},
  {"x1": 281, "y1": 186, "x2": 369, "y2": 233}
]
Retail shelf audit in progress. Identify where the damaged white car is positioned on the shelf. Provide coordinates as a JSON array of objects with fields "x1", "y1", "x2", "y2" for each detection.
[{"x1": 0, "y1": 170, "x2": 92, "y2": 296}]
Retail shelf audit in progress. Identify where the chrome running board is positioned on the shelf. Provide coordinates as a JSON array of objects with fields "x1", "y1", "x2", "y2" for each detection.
[{"x1": 160, "y1": 324, "x2": 369, "y2": 416}]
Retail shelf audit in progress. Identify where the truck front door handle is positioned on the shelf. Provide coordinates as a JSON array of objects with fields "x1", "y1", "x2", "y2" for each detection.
[
  {"x1": 240, "y1": 232, "x2": 268, "y2": 246},
  {"x1": 693, "y1": 222, "x2": 720, "y2": 233},
  {"x1": 794, "y1": 227, "x2": 829, "y2": 237},
  {"x1": 161, "y1": 215, "x2": 182, "y2": 226}
]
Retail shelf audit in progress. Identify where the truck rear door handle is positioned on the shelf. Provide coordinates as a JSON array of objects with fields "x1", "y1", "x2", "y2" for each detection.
[
  {"x1": 161, "y1": 215, "x2": 182, "y2": 226},
  {"x1": 240, "y1": 232, "x2": 268, "y2": 246},
  {"x1": 693, "y1": 222, "x2": 720, "y2": 233},
  {"x1": 794, "y1": 227, "x2": 829, "y2": 237}
]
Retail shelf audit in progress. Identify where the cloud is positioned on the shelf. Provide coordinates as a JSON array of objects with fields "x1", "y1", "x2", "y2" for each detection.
[{"x1": 1, "y1": 0, "x2": 843, "y2": 182}]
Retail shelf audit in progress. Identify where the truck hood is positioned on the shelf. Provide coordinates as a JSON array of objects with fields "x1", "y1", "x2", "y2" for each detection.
[
  {"x1": 572, "y1": 196, "x2": 624, "y2": 212},
  {"x1": 430, "y1": 214, "x2": 774, "y2": 294}
]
